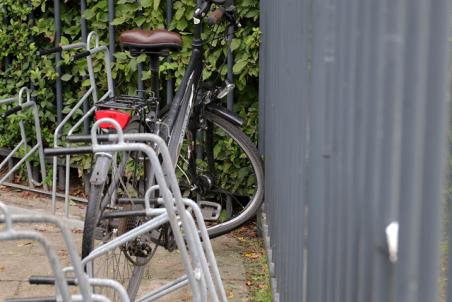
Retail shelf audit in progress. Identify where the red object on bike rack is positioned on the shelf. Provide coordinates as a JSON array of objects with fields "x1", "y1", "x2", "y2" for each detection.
[{"x1": 95, "y1": 110, "x2": 131, "y2": 129}]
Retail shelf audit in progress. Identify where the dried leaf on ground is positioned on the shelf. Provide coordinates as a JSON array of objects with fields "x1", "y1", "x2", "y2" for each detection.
[
  {"x1": 17, "y1": 241, "x2": 32, "y2": 247},
  {"x1": 243, "y1": 252, "x2": 261, "y2": 259}
]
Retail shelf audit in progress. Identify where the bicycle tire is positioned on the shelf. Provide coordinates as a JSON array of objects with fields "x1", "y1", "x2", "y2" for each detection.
[
  {"x1": 176, "y1": 110, "x2": 264, "y2": 238},
  {"x1": 82, "y1": 123, "x2": 149, "y2": 301}
]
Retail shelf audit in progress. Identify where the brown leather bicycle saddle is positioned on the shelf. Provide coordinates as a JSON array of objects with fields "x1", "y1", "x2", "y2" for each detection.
[{"x1": 119, "y1": 29, "x2": 182, "y2": 54}]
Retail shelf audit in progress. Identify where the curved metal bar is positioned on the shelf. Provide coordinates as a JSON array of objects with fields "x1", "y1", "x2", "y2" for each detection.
[
  {"x1": 0, "y1": 88, "x2": 47, "y2": 190},
  {"x1": 88, "y1": 129, "x2": 203, "y2": 300},
  {"x1": 82, "y1": 213, "x2": 169, "y2": 265},
  {"x1": 87, "y1": 31, "x2": 100, "y2": 50},
  {"x1": 89, "y1": 278, "x2": 130, "y2": 302},
  {"x1": 17, "y1": 87, "x2": 31, "y2": 105},
  {"x1": 0, "y1": 202, "x2": 13, "y2": 230},
  {"x1": 183, "y1": 198, "x2": 227, "y2": 301},
  {"x1": 0, "y1": 231, "x2": 71, "y2": 301},
  {"x1": 143, "y1": 185, "x2": 160, "y2": 215},
  {"x1": 90, "y1": 118, "x2": 124, "y2": 146},
  {"x1": 3, "y1": 213, "x2": 93, "y2": 300}
]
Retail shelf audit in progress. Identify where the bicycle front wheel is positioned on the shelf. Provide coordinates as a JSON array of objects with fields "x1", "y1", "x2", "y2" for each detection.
[
  {"x1": 177, "y1": 110, "x2": 264, "y2": 238},
  {"x1": 82, "y1": 151, "x2": 150, "y2": 301}
]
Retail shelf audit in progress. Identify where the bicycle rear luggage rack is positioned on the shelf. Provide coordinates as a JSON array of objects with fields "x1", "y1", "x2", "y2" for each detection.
[{"x1": 96, "y1": 95, "x2": 150, "y2": 111}]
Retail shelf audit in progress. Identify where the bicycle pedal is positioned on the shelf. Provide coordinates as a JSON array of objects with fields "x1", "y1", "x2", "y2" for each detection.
[{"x1": 198, "y1": 201, "x2": 221, "y2": 221}]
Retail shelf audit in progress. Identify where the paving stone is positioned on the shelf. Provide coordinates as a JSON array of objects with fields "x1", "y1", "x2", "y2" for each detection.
[
  {"x1": 0, "y1": 281, "x2": 21, "y2": 300},
  {"x1": 0, "y1": 191, "x2": 250, "y2": 301}
]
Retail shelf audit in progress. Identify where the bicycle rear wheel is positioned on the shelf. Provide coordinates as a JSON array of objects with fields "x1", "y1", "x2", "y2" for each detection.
[{"x1": 177, "y1": 110, "x2": 264, "y2": 238}]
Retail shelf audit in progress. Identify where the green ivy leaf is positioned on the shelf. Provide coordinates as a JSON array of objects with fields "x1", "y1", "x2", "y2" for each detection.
[
  {"x1": 111, "y1": 16, "x2": 127, "y2": 26},
  {"x1": 153, "y1": 0, "x2": 161, "y2": 11},
  {"x1": 141, "y1": 0, "x2": 152, "y2": 8},
  {"x1": 60, "y1": 74, "x2": 72, "y2": 82},
  {"x1": 233, "y1": 59, "x2": 248, "y2": 74}
]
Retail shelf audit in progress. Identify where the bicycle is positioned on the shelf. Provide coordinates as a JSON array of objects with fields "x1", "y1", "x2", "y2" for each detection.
[{"x1": 67, "y1": 0, "x2": 264, "y2": 299}]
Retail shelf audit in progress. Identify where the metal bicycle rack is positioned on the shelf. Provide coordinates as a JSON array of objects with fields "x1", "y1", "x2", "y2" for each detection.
[
  {"x1": 0, "y1": 32, "x2": 111, "y2": 217},
  {"x1": 49, "y1": 31, "x2": 115, "y2": 216},
  {"x1": 0, "y1": 87, "x2": 47, "y2": 190},
  {"x1": 0, "y1": 116, "x2": 227, "y2": 301},
  {"x1": 45, "y1": 118, "x2": 227, "y2": 301},
  {"x1": 0, "y1": 201, "x2": 129, "y2": 302}
]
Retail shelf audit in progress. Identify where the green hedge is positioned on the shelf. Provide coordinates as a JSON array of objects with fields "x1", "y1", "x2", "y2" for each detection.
[{"x1": 0, "y1": 0, "x2": 259, "y2": 176}]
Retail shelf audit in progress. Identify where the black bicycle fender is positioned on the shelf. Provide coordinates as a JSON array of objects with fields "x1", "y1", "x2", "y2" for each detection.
[
  {"x1": 205, "y1": 104, "x2": 244, "y2": 126},
  {"x1": 90, "y1": 154, "x2": 112, "y2": 185}
]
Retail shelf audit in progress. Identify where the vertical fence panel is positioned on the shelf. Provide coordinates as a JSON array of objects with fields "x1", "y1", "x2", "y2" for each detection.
[
  {"x1": 108, "y1": 0, "x2": 115, "y2": 66},
  {"x1": 260, "y1": 0, "x2": 310, "y2": 300},
  {"x1": 260, "y1": 0, "x2": 450, "y2": 300},
  {"x1": 54, "y1": 0, "x2": 63, "y2": 125},
  {"x1": 323, "y1": 1, "x2": 336, "y2": 299},
  {"x1": 80, "y1": 0, "x2": 90, "y2": 134},
  {"x1": 342, "y1": 0, "x2": 358, "y2": 299},
  {"x1": 306, "y1": 0, "x2": 328, "y2": 299},
  {"x1": 396, "y1": 0, "x2": 430, "y2": 301},
  {"x1": 355, "y1": 0, "x2": 373, "y2": 299},
  {"x1": 136, "y1": 0, "x2": 144, "y2": 98},
  {"x1": 419, "y1": 0, "x2": 450, "y2": 300},
  {"x1": 165, "y1": 0, "x2": 173, "y2": 104},
  {"x1": 54, "y1": 0, "x2": 65, "y2": 190},
  {"x1": 350, "y1": 1, "x2": 366, "y2": 300}
]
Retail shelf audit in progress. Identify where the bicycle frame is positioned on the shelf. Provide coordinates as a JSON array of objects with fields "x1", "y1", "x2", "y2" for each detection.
[{"x1": 161, "y1": 1, "x2": 235, "y2": 165}]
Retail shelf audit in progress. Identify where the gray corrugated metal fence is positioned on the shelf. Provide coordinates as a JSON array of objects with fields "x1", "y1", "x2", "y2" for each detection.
[{"x1": 259, "y1": 0, "x2": 451, "y2": 301}]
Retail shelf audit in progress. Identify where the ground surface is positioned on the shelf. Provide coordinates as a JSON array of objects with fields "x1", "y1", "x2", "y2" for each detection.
[{"x1": 0, "y1": 187, "x2": 252, "y2": 301}]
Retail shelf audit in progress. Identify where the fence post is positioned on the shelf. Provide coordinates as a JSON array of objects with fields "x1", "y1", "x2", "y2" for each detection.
[
  {"x1": 80, "y1": 0, "x2": 90, "y2": 134},
  {"x1": 108, "y1": 0, "x2": 115, "y2": 91},
  {"x1": 54, "y1": 0, "x2": 65, "y2": 190}
]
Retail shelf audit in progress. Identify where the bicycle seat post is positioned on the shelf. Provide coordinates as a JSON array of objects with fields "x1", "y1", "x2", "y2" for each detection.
[{"x1": 150, "y1": 54, "x2": 160, "y2": 101}]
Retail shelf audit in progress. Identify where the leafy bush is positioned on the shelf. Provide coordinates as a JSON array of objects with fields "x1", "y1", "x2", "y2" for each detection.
[{"x1": 0, "y1": 0, "x2": 259, "y2": 178}]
